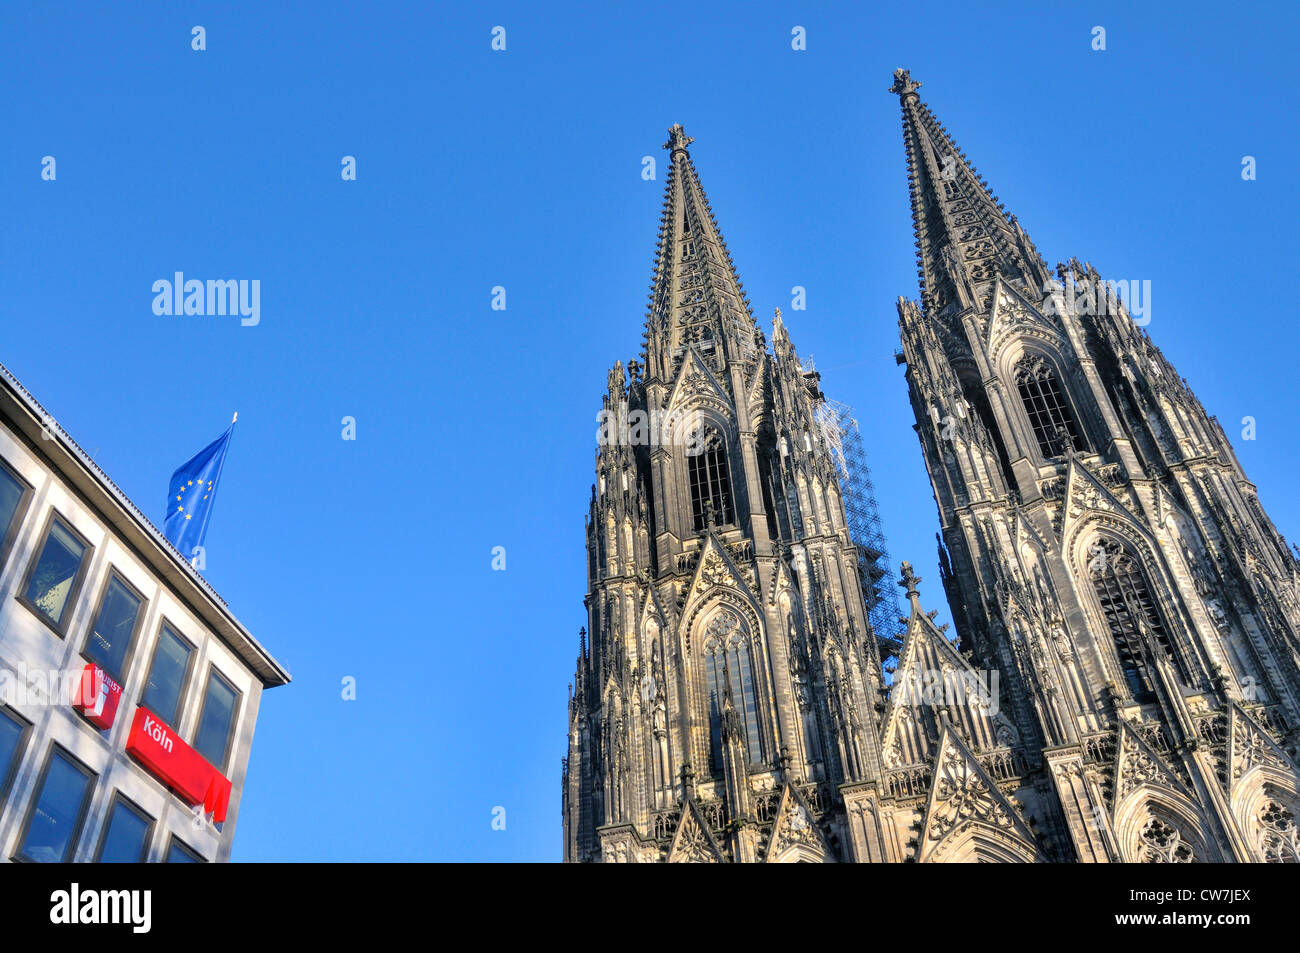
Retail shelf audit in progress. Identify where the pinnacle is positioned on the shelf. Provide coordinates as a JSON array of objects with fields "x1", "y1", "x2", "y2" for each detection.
[
  {"x1": 889, "y1": 68, "x2": 922, "y2": 97},
  {"x1": 664, "y1": 123, "x2": 694, "y2": 154},
  {"x1": 898, "y1": 561, "x2": 923, "y2": 604}
]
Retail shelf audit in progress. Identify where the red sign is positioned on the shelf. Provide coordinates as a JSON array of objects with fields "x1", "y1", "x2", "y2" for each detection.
[
  {"x1": 125, "y1": 706, "x2": 232, "y2": 823},
  {"x1": 71, "y1": 663, "x2": 122, "y2": 730}
]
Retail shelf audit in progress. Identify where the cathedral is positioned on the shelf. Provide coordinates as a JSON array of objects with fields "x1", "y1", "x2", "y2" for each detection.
[{"x1": 561, "y1": 70, "x2": 1300, "y2": 863}]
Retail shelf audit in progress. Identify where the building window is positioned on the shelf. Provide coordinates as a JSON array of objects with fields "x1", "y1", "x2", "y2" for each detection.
[
  {"x1": 687, "y1": 427, "x2": 734, "y2": 531},
  {"x1": 702, "y1": 616, "x2": 762, "y2": 772},
  {"x1": 1137, "y1": 815, "x2": 1195, "y2": 863},
  {"x1": 0, "y1": 459, "x2": 32, "y2": 573},
  {"x1": 1014, "y1": 355, "x2": 1084, "y2": 457},
  {"x1": 94, "y1": 794, "x2": 154, "y2": 863},
  {"x1": 141, "y1": 624, "x2": 193, "y2": 727},
  {"x1": 20, "y1": 514, "x2": 90, "y2": 633},
  {"x1": 83, "y1": 572, "x2": 145, "y2": 682},
  {"x1": 165, "y1": 836, "x2": 204, "y2": 863},
  {"x1": 0, "y1": 707, "x2": 32, "y2": 809},
  {"x1": 15, "y1": 746, "x2": 95, "y2": 863},
  {"x1": 193, "y1": 668, "x2": 239, "y2": 771},
  {"x1": 1258, "y1": 796, "x2": 1300, "y2": 864},
  {"x1": 1088, "y1": 538, "x2": 1174, "y2": 701}
]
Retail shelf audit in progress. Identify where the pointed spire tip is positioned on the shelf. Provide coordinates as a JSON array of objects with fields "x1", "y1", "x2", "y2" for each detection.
[
  {"x1": 890, "y1": 68, "x2": 921, "y2": 97},
  {"x1": 899, "y1": 561, "x2": 922, "y2": 602},
  {"x1": 664, "y1": 123, "x2": 694, "y2": 154}
]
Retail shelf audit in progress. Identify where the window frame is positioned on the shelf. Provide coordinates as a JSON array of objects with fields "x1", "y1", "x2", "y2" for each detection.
[
  {"x1": 15, "y1": 509, "x2": 94, "y2": 637},
  {"x1": 1087, "y1": 536, "x2": 1180, "y2": 703},
  {"x1": 192, "y1": 665, "x2": 242, "y2": 773},
  {"x1": 11, "y1": 743, "x2": 97, "y2": 864},
  {"x1": 79, "y1": 566, "x2": 149, "y2": 684},
  {"x1": 92, "y1": 791, "x2": 155, "y2": 863},
  {"x1": 139, "y1": 619, "x2": 197, "y2": 729},
  {"x1": 701, "y1": 629, "x2": 764, "y2": 774},
  {"x1": 164, "y1": 834, "x2": 205, "y2": 863},
  {"x1": 1012, "y1": 352, "x2": 1086, "y2": 459},
  {"x1": 686, "y1": 426, "x2": 736, "y2": 531},
  {"x1": 0, "y1": 706, "x2": 33, "y2": 811},
  {"x1": 0, "y1": 455, "x2": 34, "y2": 579}
]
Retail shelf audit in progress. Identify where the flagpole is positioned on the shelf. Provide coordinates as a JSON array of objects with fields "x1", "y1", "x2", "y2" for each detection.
[{"x1": 194, "y1": 413, "x2": 236, "y2": 563}]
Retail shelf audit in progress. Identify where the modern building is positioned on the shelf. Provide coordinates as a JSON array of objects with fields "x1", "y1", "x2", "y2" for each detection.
[
  {"x1": 0, "y1": 360, "x2": 289, "y2": 863},
  {"x1": 562, "y1": 74, "x2": 1300, "y2": 863}
]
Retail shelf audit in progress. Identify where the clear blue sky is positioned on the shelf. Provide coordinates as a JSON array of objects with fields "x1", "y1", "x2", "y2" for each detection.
[{"x1": 2, "y1": 2, "x2": 1296, "y2": 861}]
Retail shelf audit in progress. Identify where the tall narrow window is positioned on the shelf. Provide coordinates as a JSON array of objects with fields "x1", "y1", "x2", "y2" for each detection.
[
  {"x1": 193, "y1": 668, "x2": 239, "y2": 771},
  {"x1": 0, "y1": 460, "x2": 31, "y2": 572},
  {"x1": 704, "y1": 650, "x2": 725, "y2": 776},
  {"x1": 141, "y1": 625, "x2": 193, "y2": 727},
  {"x1": 726, "y1": 638, "x2": 763, "y2": 761},
  {"x1": 702, "y1": 616, "x2": 762, "y2": 772},
  {"x1": 687, "y1": 427, "x2": 734, "y2": 530},
  {"x1": 1014, "y1": 355, "x2": 1084, "y2": 457},
  {"x1": 16, "y1": 747, "x2": 95, "y2": 863},
  {"x1": 20, "y1": 515, "x2": 90, "y2": 632},
  {"x1": 84, "y1": 573, "x2": 144, "y2": 682},
  {"x1": 94, "y1": 795, "x2": 154, "y2": 863},
  {"x1": 165, "y1": 837, "x2": 204, "y2": 863},
  {"x1": 0, "y1": 708, "x2": 31, "y2": 809},
  {"x1": 1089, "y1": 538, "x2": 1174, "y2": 701}
]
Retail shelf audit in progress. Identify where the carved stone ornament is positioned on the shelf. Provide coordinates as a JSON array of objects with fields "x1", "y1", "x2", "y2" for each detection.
[{"x1": 929, "y1": 740, "x2": 1014, "y2": 841}]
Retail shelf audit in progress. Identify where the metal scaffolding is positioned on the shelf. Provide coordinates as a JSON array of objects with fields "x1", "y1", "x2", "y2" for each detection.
[{"x1": 814, "y1": 398, "x2": 905, "y2": 652}]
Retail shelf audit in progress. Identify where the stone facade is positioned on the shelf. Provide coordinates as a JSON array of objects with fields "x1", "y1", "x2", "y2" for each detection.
[{"x1": 563, "y1": 75, "x2": 1300, "y2": 863}]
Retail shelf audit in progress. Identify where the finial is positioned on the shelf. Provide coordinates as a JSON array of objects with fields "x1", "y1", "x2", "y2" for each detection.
[
  {"x1": 608, "y1": 360, "x2": 625, "y2": 396},
  {"x1": 664, "y1": 123, "x2": 694, "y2": 155},
  {"x1": 899, "y1": 561, "x2": 922, "y2": 600},
  {"x1": 773, "y1": 306, "x2": 783, "y2": 327},
  {"x1": 889, "y1": 68, "x2": 922, "y2": 97}
]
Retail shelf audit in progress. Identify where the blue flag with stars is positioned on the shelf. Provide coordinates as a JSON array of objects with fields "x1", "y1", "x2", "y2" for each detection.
[{"x1": 163, "y1": 421, "x2": 234, "y2": 559}]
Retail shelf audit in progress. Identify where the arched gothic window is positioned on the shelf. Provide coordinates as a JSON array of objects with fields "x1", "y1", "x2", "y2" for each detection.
[
  {"x1": 1138, "y1": 815, "x2": 1195, "y2": 863},
  {"x1": 1259, "y1": 796, "x2": 1300, "y2": 863},
  {"x1": 1088, "y1": 538, "x2": 1176, "y2": 701},
  {"x1": 1014, "y1": 355, "x2": 1085, "y2": 457},
  {"x1": 688, "y1": 427, "x2": 734, "y2": 530},
  {"x1": 703, "y1": 615, "x2": 762, "y2": 773}
]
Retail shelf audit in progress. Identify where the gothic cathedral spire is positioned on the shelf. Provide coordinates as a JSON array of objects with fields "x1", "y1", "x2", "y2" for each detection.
[
  {"x1": 891, "y1": 70, "x2": 1300, "y2": 863},
  {"x1": 890, "y1": 67, "x2": 1050, "y2": 325},
  {"x1": 564, "y1": 81, "x2": 1300, "y2": 864},
  {"x1": 565, "y1": 127, "x2": 888, "y2": 863},
  {"x1": 643, "y1": 124, "x2": 762, "y2": 387}
]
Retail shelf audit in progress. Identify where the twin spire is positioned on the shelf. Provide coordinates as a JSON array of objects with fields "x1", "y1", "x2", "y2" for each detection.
[{"x1": 641, "y1": 70, "x2": 1046, "y2": 377}]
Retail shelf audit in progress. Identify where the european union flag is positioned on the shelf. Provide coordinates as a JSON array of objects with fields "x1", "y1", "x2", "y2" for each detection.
[{"x1": 163, "y1": 418, "x2": 235, "y2": 559}]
